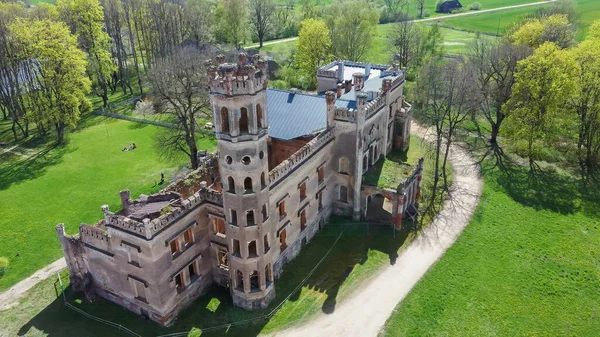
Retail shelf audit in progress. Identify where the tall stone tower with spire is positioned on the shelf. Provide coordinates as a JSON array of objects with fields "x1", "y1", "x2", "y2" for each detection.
[{"x1": 206, "y1": 53, "x2": 275, "y2": 309}]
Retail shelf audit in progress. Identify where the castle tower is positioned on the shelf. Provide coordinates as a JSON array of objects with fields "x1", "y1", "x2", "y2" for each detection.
[{"x1": 207, "y1": 53, "x2": 275, "y2": 309}]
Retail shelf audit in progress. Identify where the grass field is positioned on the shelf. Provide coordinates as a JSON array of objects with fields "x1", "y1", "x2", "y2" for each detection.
[
  {"x1": 380, "y1": 148, "x2": 600, "y2": 336},
  {"x1": 438, "y1": 0, "x2": 600, "y2": 37},
  {"x1": 0, "y1": 117, "x2": 216, "y2": 291}
]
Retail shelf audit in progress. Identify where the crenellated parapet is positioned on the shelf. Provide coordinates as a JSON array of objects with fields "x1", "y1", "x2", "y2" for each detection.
[
  {"x1": 80, "y1": 224, "x2": 111, "y2": 252},
  {"x1": 206, "y1": 53, "x2": 268, "y2": 97},
  {"x1": 365, "y1": 95, "x2": 387, "y2": 120},
  {"x1": 334, "y1": 107, "x2": 356, "y2": 122},
  {"x1": 104, "y1": 188, "x2": 223, "y2": 239},
  {"x1": 269, "y1": 127, "x2": 335, "y2": 186}
]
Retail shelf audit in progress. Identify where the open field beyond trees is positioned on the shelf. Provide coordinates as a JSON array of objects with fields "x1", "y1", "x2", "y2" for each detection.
[
  {"x1": 438, "y1": 0, "x2": 599, "y2": 37},
  {"x1": 0, "y1": 117, "x2": 216, "y2": 291}
]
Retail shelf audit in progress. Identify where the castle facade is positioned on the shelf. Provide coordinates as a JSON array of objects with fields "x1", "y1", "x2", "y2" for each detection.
[{"x1": 56, "y1": 54, "x2": 421, "y2": 326}]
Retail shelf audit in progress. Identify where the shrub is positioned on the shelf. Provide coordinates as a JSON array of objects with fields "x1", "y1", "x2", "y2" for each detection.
[
  {"x1": 187, "y1": 327, "x2": 202, "y2": 337},
  {"x1": 0, "y1": 257, "x2": 8, "y2": 277},
  {"x1": 134, "y1": 99, "x2": 154, "y2": 117},
  {"x1": 469, "y1": 2, "x2": 482, "y2": 10},
  {"x1": 423, "y1": 9, "x2": 431, "y2": 17}
]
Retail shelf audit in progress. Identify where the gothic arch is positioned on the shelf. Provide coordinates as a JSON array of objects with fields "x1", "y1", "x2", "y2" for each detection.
[
  {"x1": 256, "y1": 104, "x2": 263, "y2": 128},
  {"x1": 220, "y1": 107, "x2": 229, "y2": 133}
]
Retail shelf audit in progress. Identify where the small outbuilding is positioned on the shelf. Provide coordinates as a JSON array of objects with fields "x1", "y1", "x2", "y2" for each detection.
[{"x1": 436, "y1": 0, "x2": 463, "y2": 13}]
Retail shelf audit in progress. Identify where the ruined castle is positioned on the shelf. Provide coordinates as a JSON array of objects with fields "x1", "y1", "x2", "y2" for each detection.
[{"x1": 56, "y1": 54, "x2": 421, "y2": 326}]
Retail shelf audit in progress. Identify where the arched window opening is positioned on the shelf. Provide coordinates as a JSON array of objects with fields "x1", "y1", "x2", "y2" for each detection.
[
  {"x1": 256, "y1": 104, "x2": 263, "y2": 128},
  {"x1": 239, "y1": 107, "x2": 249, "y2": 133},
  {"x1": 261, "y1": 172, "x2": 266, "y2": 188},
  {"x1": 244, "y1": 177, "x2": 253, "y2": 194},
  {"x1": 220, "y1": 107, "x2": 229, "y2": 133},
  {"x1": 339, "y1": 186, "x2": 348, "y2": 203},
  {"x1": 338, "y1": 157, "x2": 349, "y2": 174},
  {"x1": 227, "y1": 177, "x2": 235, "y2": 193}
]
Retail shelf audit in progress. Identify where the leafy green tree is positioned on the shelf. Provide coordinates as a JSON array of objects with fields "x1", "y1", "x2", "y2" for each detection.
[
  {"x1": 571, "y1": 33, "x2": 600, "y2": 176},
  {"x1": 11, "y1": 19, "x2": 91, "y2": 144},
  {"x1": 510, "y1": 14, "x2": 574, "y2": 49},
  {"x1": 324, "y1": 0, "x2": 379, "y2": 61},
  {"x1": 504, "y1": 42, "x2": 579, "y2": 173},
  {"x1": 58, "y1": 0, "x2": 115, "y2": 108},
  {"x1": 295, "y1": 18, "x2": 331, "y2": 89},
  {"x1": 215, "y1": 0, "x2": 247, "y2": 45}
]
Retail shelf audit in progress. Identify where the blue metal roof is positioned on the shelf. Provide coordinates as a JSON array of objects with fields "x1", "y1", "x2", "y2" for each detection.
[{"x1": 267, "y1": 88, "x2": 354, "y2": 140}]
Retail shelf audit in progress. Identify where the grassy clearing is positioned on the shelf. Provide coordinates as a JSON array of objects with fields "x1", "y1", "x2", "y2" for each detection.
[
  {"x1": 0, "y1": 117, "x2": 216, "y2": 291},
  {"x1": 0, "y1": 135, "x2": 442, "y2": 337},
  {"x1": 363, "y1": 136, "x2": 426, "y2": 189},
  {"x1": 380, "y1": 144, "x2": 600, "y2": 336}
]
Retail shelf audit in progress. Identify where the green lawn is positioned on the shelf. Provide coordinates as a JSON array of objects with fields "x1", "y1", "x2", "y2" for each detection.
[
  {"x1": 0, "y1": 117, "x2": 216, "y2": 291},
  {"x1": 363, "y1": 136, "x2": 426, "y2": 189},
  {"x1": 439, "y1": 0, "x2": 600, "y2": 37},
  {"x1": 380, "y1": 155, "x2": 600, "y2": 336}
]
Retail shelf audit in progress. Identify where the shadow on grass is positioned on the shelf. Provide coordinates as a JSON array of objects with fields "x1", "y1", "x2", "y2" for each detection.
[
  {"x1": 0, "y1": 144, "x2": 71, "y2": 190},
  {"x1": 18, "y1": 220, "x2": 411, "y2": 337}
]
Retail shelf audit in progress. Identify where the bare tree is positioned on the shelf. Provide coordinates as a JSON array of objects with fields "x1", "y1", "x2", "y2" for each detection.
[
  {"x1": 469, "y1": 38, "x2": 531, "y2": 145},
  {"x1": 416, "y1": 0, "x2": 425, "y2": 18},
  {"x1": 149, "y1": 47, "x2": 212, "y2": 169},
  {"x1": 389, "y1": 14, "x2": 419, "y2": 68},
  {"x1": 248, "y1": 0, "x2": 275, "y2": 48},
  {"x1": 416, "y1": 58, "x2": 477, "y2": 214}
]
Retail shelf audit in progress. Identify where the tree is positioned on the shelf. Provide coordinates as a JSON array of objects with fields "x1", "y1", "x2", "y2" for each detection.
[
  {"x1": 11, "y1": 19, "x2": 91, "y2": 144},
  {"x1": 571, "y1": 36, "x2": 600, "y2": 176},
  {"x1": 469, "y1": 38, "x2": 531, "y2": 145},
  {"x1": 148, "y1": 47, "x2": 212, "y2": 169},
  {"x1": 324, "y1": 0, "x2": 379, "y2": 61},
  {"x1": 186, "y1": 0, "x2": 217, "y2": 43},
  {"x1": 295, "y1": 18, "x2": 331, "y2": 89},
  {"x1": 510, "y1": 14, "x2": 574, "y2": 49},
  {"x1": 0, "y1": 2, "x2": 29, "y2": 140},
  {"x1": 504, "y1": 42, "x2": 579, "y2": 173},
  {"x1": 416, "y1": 0, "x2": 425, "y2": 18},
  {"x1": 417, "y1": 58, "x2": 477, "y2": 215},
  {"x1": 248, "y1": 0, "x2": 275, "y2": 47},
  {"x1": 389, "y1": 15, "x2": 421, "y2": 68},
  {"x1": 215, "y1": 0, "x2": 247, "y2": 45},
  {"x1": 58, "y1": 0, "x2": 116, "y2": 108},
  {"x1": 380, "y1": 0, "x2": 408, "y2": 23}
]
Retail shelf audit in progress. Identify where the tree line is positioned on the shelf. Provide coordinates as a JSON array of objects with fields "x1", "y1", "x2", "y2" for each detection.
[{"x1": 411, "y1": 2, "x2": 600, "y2": 219}]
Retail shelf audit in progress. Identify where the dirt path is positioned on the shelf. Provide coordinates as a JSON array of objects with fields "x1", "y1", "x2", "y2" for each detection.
[
  {"x1": 269, "y1": 122, "x2": 483, "y2": 337},
  {"x1": 246, "y1": 0, "x2": 555, "y2": 48},
  {"x1": 0, "y1": 258, "x2": 66, "y2": 311}
]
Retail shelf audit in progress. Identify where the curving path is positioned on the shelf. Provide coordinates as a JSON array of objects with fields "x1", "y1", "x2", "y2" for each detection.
[
  {"x1": 270, "y1": 122, "x2": 483, "y2": 337},
  {"x1": 0, "y1": 258, "x2": 66, "y2": 310}
]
